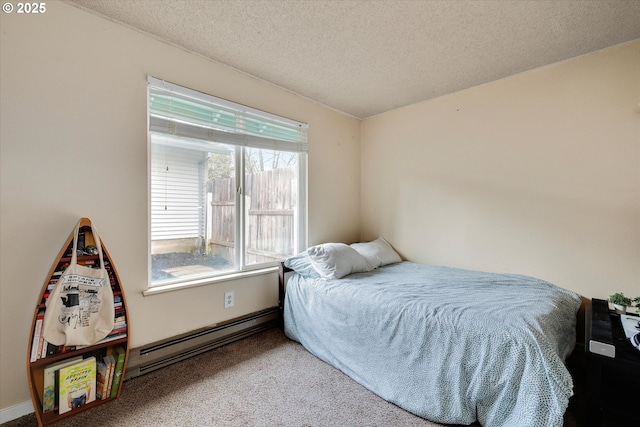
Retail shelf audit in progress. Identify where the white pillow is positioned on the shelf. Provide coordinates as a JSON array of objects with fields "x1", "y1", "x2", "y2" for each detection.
[
  {"x1": 350, "y1": 237, "x2": 402, "y2": 268},
  {"x1": 307, "y1": 243, "x2": 373, "y2": 279}
]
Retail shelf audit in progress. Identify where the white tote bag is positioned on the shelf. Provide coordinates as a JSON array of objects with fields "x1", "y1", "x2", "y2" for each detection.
[{"x1": 42, "y1": 220, "x2": 115, "y2": 346}]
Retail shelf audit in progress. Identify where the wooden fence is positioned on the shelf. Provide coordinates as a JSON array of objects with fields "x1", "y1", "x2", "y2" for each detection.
[{"x1": 209, "y1": 167, "x2": 296, "y2": 264}]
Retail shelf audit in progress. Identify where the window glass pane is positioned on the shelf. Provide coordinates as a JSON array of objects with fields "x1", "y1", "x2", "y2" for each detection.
[
  {"x1": 243, "y1": 147, "x2": 298, "y2": 267},
  {"x1": 150, "y1": 134, "x2": 236, "y2": 285}
]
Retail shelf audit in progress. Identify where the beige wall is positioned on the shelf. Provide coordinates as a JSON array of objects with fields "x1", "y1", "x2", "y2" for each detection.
[
  {"x1": 0, "y1": 2, "x2": 360, "y2": 410},
  {"x1": 2, "y1": 0, "x2": 638, "y2": 417},
  {"x1": 361, "y1": 41, "x2": 640, "y2": 302}
]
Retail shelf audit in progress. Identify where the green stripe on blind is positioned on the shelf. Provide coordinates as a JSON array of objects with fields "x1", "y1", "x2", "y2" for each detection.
[{"x1": 148, "y1": 76, "x2": 308, "y2": 151}]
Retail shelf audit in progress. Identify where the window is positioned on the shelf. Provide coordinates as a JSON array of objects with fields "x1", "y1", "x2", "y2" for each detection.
[{"x1": 148, "y1": 77, "x2": 307, "y2": 288}]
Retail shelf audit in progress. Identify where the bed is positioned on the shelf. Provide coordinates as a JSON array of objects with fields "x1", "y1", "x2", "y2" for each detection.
[{"x1": 279, "y1": 238, "x2": 581, "y2": 427}]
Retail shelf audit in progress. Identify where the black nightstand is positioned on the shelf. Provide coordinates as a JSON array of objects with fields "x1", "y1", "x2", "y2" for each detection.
[{"x1": 585, "y1": 298, "x2": 640, "y2": 426}]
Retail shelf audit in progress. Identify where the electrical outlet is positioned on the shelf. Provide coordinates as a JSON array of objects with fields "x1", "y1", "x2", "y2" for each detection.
[{"x1": 224, "y1": 291, "x2": 235, "y2": 308}]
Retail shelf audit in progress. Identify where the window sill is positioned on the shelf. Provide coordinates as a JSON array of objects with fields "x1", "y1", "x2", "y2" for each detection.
[{"x1": 143, "y1": 266, "x2": 278, "y2": 297}]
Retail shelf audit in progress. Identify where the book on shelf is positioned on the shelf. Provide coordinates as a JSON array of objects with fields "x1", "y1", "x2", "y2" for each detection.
[
  {"x1": 99, "y1": 332, "x2": 127, "y2": 344},
  {"x1": 109, "y1": 346, "x2": 126, "y2": 398},
  {"x1": 30, "y1": 311, "x2": 44, "y2": 362},
  {"x1": 58, "y1": 357, "x2": 97, "y2": 415},
  {"x1": 110, "y1": 324, "x2": 127, "y2": 334},
  {"x1": 112, "y1": 323, "x2": 126, "y2": 331},
  {"x1": 42, "y1": 281, "x2": 58, "y2": 303},
  {"x1": 77, "y1": 231, "x2": 85, "y2": 253},
  {"x1": 105, "y1": 355, "x2": 115, "y2": 399},
  {"x1": 103, "y1": 354, "x2": 115, "y2": 400},
  {"x1": 95, "y1": 358, "x2": 109, "y2": 400},
  {"x1": 39, "y1": 343, "x2": 74, "y2": 357},
  {"x1": 37, "y1": 337, "x2": 45, "y2": 360},
  {"x1": 105, "y1": 333, "x2": 126, "y2": 343},
  {"x1": 44, "y1": 343, "x2": 62, "y2": 357},
  {"x1": 42, "y1": 357, "x2": 83, "y2": 413}
]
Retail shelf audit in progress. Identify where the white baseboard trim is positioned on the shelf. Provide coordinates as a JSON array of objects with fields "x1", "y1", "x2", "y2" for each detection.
[{"x1": 0, "y1": 401, "x2": 34, "y2": 424}]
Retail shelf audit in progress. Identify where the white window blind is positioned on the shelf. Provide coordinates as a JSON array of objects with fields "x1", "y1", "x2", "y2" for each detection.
[{"x1": 148, "y1": 76, "x2": 308, "y2": 153}]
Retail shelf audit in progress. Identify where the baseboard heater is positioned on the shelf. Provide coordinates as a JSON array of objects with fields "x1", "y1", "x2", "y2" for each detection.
[{"x1": 125, "y1": 307, "x2": 280, "y2": 380}]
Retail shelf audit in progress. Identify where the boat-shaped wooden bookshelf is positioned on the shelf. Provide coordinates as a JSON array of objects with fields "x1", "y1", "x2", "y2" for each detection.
[{"x1": 26, "y1": 217, "x2": 130, "y2": 426}]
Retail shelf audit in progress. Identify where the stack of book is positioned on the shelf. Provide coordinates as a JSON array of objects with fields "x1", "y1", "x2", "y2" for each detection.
[
  {"x1": 95, "y1": 346, "x2": 126, "y2": 400},
  {"x1": 42, "y1": 357, "x2": 95, "y2": 414},
  {"x1": 41, "y1": 346, "x2": 126, "y2": 414}
]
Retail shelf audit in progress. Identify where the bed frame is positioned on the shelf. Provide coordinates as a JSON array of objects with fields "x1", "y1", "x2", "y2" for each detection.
[{"x1": 278, "y1": 261, "x2": 292, "y2": 313}]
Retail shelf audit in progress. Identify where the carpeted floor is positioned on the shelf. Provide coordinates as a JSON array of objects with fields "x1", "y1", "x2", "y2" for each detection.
[{"x1": 4, "y1": 327, "x2": 588, "y2": 427}]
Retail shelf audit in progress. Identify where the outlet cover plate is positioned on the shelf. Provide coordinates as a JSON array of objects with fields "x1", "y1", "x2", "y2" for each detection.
[{"x1": 224, "y1": 291, "x2": 235, "y2": 308}]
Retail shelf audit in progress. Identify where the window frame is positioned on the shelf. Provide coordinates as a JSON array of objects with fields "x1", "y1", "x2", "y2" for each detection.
[{"x1": 146, "y1": 77, "x2": 308, "y2": 293}]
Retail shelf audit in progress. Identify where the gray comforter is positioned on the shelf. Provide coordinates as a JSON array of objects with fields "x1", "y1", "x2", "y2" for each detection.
[{"x1": 284, "y1": 262, "x2": 581, "y2": 427}]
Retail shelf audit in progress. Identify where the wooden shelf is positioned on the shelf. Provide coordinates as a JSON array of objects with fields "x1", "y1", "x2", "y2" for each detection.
[{"x1": 27, "y1": 218, "x2": 130, "y2": 426}]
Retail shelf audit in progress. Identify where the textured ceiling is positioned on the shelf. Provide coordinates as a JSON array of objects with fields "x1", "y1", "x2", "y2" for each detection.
[{"x1": 66, "y1": 0, "x2": 640, "y2": 119}]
